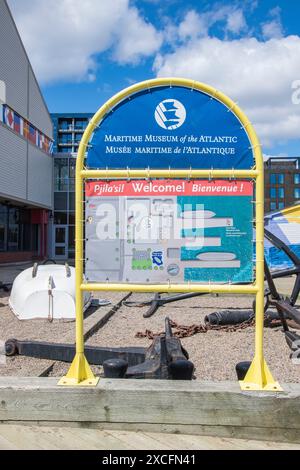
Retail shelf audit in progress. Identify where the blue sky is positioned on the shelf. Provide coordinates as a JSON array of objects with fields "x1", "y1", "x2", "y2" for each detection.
[{"x1": 7, "y1": 0, "x2": 300, "y2": 157}]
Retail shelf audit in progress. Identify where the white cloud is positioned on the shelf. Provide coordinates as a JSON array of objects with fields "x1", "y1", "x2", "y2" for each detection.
[
  {"x1": 226, "y1": 9, "x2": 247, "y2": 35},
  {"x1": 262, "y1": 20, "x2": 283, "y2": 40},
  {"x1": 154, "y1": 35, "x2": 300, "y2": 148},
  {"x1": 172, "y1": 6, "x2": 247, "y2": 43},
  {"x1": 261, "y1": 7, "x2": 283, "y2": 40},
  {"x1": 7, "y1": 0, "x2": 162, "y2": 83},
  {"x1": 7, "y1": 0, "x2": 300, "y2": 151},
  {"x1": 177, "y1": 10, "x2": 207, "y2": 40},
  {"x1": 112, "y1": 6, "x2": 162, "y2": 64}
]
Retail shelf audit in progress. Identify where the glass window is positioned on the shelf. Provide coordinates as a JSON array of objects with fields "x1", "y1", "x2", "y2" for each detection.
[
  {"x1": 54, "y1": 178, "x2": 68, "y2": 191},
  {"x1": 270, "y1": 202, "x2": 277, "y2": 211},
  {"x1": 8, "y1": 222, "x2": 19, "y2": 251},
  {"x1": 9, "y1": 208, "x2": 19, "y2": 225},
  {"x1": 295, "y1": 174, "x2": 300, "y2": 185},
  {"x1": 54, "y1": 212, "x2": 68, "y2": 224},
  {"x1": 55, "y1": 246, "x2": 66, "y2": 256},
  {"x1": 74, "y1": 119, "x2": 87, "y2": 130},
  {"x1": 277, "y1": 174, "x2": 284, "y2": 184},
  {"x1": 68, "y1": 212, "x2": 75, "y2": 225},
  {"x1": 278, "y1": 188, "x2": 285, "y2": 199},
  {"x1": 55, "y1": 227, "x2": 67, "y2": 244},
  {"x1": 32, "y1": 225, "x2": 39, "y2": 252},
  {"x1": 68, "y1": 226, "x2": 75, "y2": 250},
  {"x1": 270, "y1": 173, "x2": 284, "y2": 185},
  {"x1": 0, "y1": 204, "x2": 37, "y2": 253},
  {"x1": 270, "y1": 188, "x2": 277, "y2": 199},
  {"x1": 295, "y1": 188, "x2": 300, "y2": 199},
  {"x1": 278, "y1": 202, "x2": 285, "y2": 210},
  {"x1": 69, "y1": 192, "x2": 75, "y2": 212},
  {"x1": 54, "y1": 192, "x2": 68, "y2": 211},
  {"x1": 8, "y1": 207, "x2": 20, "y2": 250},
  {"x1": 54, "y1": 158, "x2": 69, "y2": 191},
  {"x1": 69, "y1": 179, "x2": 75, "y2": 191},
  {"x1": 59, "y1": 147, "x2": 71, "y2": 154},
  {"x1": 59, "y1": 133, "x2": 72, "y2": 144},
  {"x1": 59, "y1": 119, "x2": 72, "y2": 130},
  {"x1": 69, "y1": 158, "x2": 76, "y2": 178},
  {"x1": 19, "y1": 209, "x2": 30, "y2": 224},
  {"x1": 0, "y1": 204, "x2": 7, "y2": 251},
  {"x1": 22, "y1": 224, "x2": 32, "y2": 251},
  {"x1": 75, "y1": 133, "x2": 83, "y2": 143}
]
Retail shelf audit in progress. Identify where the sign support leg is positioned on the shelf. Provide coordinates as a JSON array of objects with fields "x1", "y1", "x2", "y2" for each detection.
[
  {"x1": 240, "y1": 168, "x2": 281, "y2": 391},
  {"x1": 239, "y1": 289, "x2": 282, "y2": 391},
  {"x1": 58, "y1": 144, "x2": 99, "y2": 387}
]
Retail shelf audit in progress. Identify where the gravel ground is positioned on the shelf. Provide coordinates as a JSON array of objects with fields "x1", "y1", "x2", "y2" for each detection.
[
  {"x1": 0, "y1": 291, "x2": 125, "y2": 377},
  {"x1": 0, "y1": 276, "x2": 299, "y2": 383},
  {"x1": 86, "y1": 292, "x2": 300, "y2": 383}
]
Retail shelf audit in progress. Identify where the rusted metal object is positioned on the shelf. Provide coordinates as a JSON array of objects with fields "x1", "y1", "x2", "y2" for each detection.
[
  {"x1": 126, "y1": 317, "x2": 194, "y2": 380},
  {"x1": 136, "y1": 316, "x2": 255, "y2": 340},
  {"x1": 5, "y1": 317, "x2": 194, "y2": 380}
]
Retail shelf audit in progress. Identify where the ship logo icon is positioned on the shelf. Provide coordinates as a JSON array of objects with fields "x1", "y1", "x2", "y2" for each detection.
[{"x1": 155, "y1": 99, "x2": 186, "y2": 130}]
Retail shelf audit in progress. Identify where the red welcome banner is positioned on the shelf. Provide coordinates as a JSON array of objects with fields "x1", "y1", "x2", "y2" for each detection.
[{"x1": 86, "y1": 179, "x2": 253, "y2": 197}]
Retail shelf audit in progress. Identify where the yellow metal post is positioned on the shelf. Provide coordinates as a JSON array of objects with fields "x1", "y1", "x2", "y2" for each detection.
[
  {"x1": 240, "y1": 145, "x2": 282, "y2": 391},
  {"x1": 58, "y1": 123, "x2": 99, "y2": 387},
  {"x1": 58, "y1": 77, "x2": 281, "y2": 390},
  {"x1": 80, "y1": 282, "x2": 258, "y2": 294}
]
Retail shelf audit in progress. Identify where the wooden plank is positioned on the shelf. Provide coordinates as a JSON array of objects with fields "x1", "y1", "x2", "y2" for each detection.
[
  {"x1": 3, "y1": 419, "x2": 300, "y2": 444},
  {"x1": 168, "y1": 433, "x2": 300, "y2": 450},
  {"x1": 0, "y1": 432, "x2": 19, "y2": 450},
  {"x1": 0, "y1": 424, "x2": 45, "y2": 449},
  {"x1": 105, "y1": 430, "x2": 172, "y2": 450},
  {"x1": 1, "y1": 378, "x2": 300, "y2": 443},
  {"x1": 67, "y1": 428, "x2": 134, "y2": 450},
  {"x1": 0, "y1": 424, "x2": 299, "y2": 450}
]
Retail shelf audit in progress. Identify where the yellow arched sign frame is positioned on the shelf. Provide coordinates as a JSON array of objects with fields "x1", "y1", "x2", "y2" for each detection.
[{"x1": 58, "y1": 78, "x2": 282, "y2": 391}]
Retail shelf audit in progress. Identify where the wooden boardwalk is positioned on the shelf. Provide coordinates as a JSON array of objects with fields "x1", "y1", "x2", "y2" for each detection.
[
  {"x1": 0, "y1": 424, "x2": 299, "y2": 450},
  {"x1": 2, "y1": 377, "x2": 300, "y2": 446}
]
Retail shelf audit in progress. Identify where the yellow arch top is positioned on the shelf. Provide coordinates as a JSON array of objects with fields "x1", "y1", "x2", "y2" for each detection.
[{"x1": 77, "y1": 77, "x2": 263, "y2": 175}]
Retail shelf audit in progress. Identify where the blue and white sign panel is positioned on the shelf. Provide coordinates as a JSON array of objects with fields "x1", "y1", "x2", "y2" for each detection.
[{"x1": 87, "y1": 85, "x2": 253, "y2": 170}]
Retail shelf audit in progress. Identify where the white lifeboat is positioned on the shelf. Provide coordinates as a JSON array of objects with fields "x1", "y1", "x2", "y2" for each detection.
[{"x1": 9, "y1": 262, "x2": 91, "y2": 320}]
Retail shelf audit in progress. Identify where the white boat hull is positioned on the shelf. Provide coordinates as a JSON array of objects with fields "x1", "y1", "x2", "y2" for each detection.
[{"x1": 9, "y1": 264, "x2": 91, "y2": 320}]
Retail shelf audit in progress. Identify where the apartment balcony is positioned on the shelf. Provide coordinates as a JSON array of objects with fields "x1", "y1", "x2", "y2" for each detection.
[{"x1": 58, "y1": 127, "x2": 85, "y2": 132}]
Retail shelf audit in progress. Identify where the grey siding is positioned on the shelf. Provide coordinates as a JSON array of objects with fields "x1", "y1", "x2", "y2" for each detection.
[
  {"x1": 0, "y1": 1, "x2": 52, "y2": 137},
  {"x1": 0, "y1": 0, "x2": 28, "y2": 117},
  {"x1": 0, "y1": 123, "x2": 27, "y2": 200},
  {"x1": 28, "y1": 68, "x2": 52, "y2": 137},
  {"x1": 0, "y1": 0, "x2": 53, "y2": 209},
  {"x1": 27, "y1": 145, "x2": 52, "y2": 208}
]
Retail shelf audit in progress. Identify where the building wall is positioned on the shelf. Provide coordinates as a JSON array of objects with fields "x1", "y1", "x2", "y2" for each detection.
[
  {"x1": 0, "y1": 0, "x2": 53, "y2": 210},
  {"x1": 51, "y1": 113, "x2": 93, "y2": 259},
  {"x1": 264, "y1": 159, "x2": 300, "y2": 213},
  {"x1": 51, "y1": 113, "x2": 93, "y2": 154},
  {"x1": 0, "y1": 0, "x2": 28, "y2": 117},
  {"x1": 0, "y1": 124, "x2": 27, "y2": 200},
  {"x1": 28, "y1": 67, "x2": 52, "y2": 137},
  {"x1": 28, "y1": 145, "x2": 53, "y2": 207}
]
